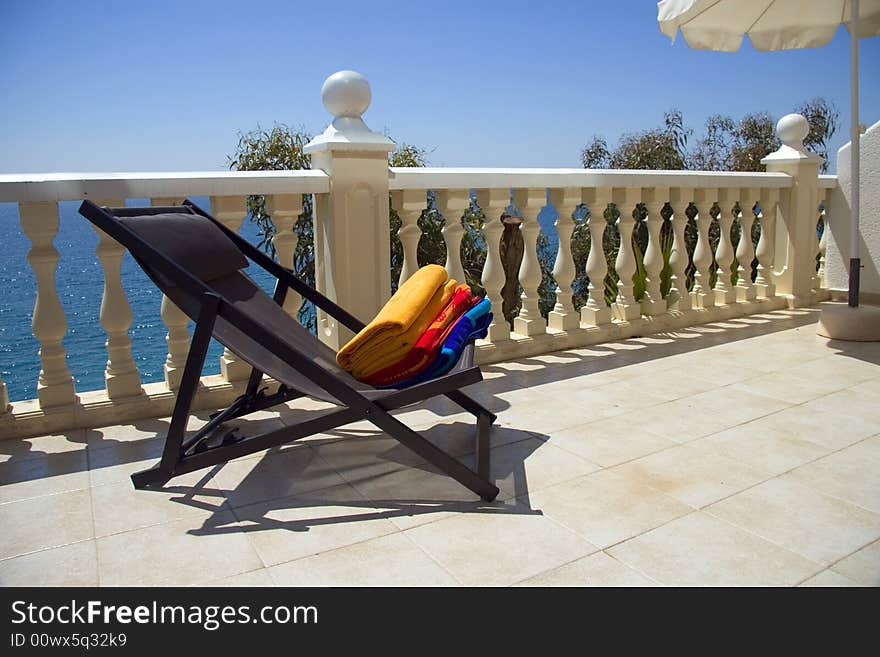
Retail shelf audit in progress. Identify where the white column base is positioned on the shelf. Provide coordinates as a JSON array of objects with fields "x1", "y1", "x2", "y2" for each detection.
[
  {"x1": 612, "y1": 301, "x2": 641, "y2": 321},
  {"x1": 548, "y1": 310, "x2": 580, "y2": 331},
  {"x1": 581, "y1": 304, "x2": 612, "y2": 326},
  {"x1": 513, "y1": 315, "x2": 546, "y2": 337}
]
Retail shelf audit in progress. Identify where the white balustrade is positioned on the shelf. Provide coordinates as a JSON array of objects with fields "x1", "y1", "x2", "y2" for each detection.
[
  {"x1": 19, "y1": 202, "x2": 77, "y2": 408},
  {"x1": 667, "y1": 188, "x2": 692, "y2": 311},
  {"x1": 266, "y1": 194, "x2": 304, "y2": 320},
  {"x1": 151, "y1": 196, "x2": 191, "y2": 391},
  {"x1": 691, "y1": 189, "x2": 716, "y2": 309},
  {"x1": 713, "y1": 189, "x2": 737, "y2": 306},
  {"x1": 390, "y1": 189, "x2": 426, "y2": 287},
  {"x1": 437, "y1": 190, "x2": 469, "y2": 285},
  {"x1": 755, "y1": 188, "x2": 779, "y2": 298},
  {"x1": 0, "y1": 376, "x2": 7, "y2": 414},
  {"x1": 512, "y1": 188, "x2": 547, "y2": 336},
  {"x1": 547, "y1": 188, "x2": 581, "y2": 330},
  {"x1": 611, "y1": 188, "x2": 641, "y2": 321},
  {"x1": 476, "y1": 188, "x2": 511, "y2": 342},
  {"x1": 93, "y1": 198, "x2": 143, "y2": 399},
  {"x1": 641, "y1": 188, "x2": 668, "y2": 316},
  {"x1": 811, "y1": 196, "x2": 823, "y2": 292},
  {"x1": 581, "y1": 188, "x2": 612, "y2": 326},
  {"x1": 735, "y1": 189, "x2": 758, "y2": 302},
  {"x1": 211, "y1": 195, "x2": 250, "y2": 383},
  {"x1": 818, "y1": 191, "x2": 829, "y2": 289}
]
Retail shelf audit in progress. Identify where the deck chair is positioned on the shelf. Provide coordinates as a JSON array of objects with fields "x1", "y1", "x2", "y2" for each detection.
[{"x1": 78, "y1": 200, "x2": 500, "y2": 501}]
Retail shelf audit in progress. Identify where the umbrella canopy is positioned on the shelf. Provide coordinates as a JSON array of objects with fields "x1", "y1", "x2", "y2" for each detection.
[
  {"x1": 659, "y1": 0, "x2": 880, "y2": 51},
  {"x1": 658, "y1": 0, "x2": 880, "y2": 308}
]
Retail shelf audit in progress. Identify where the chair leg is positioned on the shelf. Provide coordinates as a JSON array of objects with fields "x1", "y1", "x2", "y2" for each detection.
[
  {"x1": 131, "y1": 464, "x2": 172, "y2": 489},
  {"x1": 476, "y1": 412, "x2": 492, "y2": 481},
  {"x1": 368, "y1": 406, "x2": 499, "y2": 502},
  {"x1": 445, "y1": 389, "x2": 497, "y2": 423}
]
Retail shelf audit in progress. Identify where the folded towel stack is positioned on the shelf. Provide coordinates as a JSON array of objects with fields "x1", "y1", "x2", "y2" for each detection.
[{"x1": 336, "y1": 264, "x2": 493, "y2": 388}]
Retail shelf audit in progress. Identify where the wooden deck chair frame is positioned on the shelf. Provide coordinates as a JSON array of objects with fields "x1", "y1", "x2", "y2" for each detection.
[{"x1": 78, "y1": 200, "x2": 499, "y2": 501}]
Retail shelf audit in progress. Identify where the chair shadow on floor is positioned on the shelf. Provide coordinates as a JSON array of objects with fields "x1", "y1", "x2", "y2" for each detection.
[{"x1": 157, "y1": 420, "x2": 547, "y2": 538}]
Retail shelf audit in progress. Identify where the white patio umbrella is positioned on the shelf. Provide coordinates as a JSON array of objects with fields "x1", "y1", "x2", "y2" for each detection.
[{"x1": 658, "y1": 0, "x2": 880, "y2": 308}]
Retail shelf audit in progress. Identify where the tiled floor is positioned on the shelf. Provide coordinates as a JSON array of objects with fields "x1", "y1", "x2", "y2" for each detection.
[{"x1": 2, "y1": 308, "x2": 879, "y2": 587}]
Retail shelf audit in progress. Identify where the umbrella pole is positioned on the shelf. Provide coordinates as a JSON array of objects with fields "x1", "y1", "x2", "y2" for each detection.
[{"x1": 849, "y1": 0, "x2": 861, "y2": 307}]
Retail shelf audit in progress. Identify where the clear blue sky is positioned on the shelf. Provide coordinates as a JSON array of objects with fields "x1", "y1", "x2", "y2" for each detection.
[{"x1": 1, "y1": 0, "x2": 878, "y2": 173}]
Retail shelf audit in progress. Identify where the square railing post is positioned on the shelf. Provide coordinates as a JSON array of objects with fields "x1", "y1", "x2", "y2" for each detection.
[
  {"x1": 761, "y1": 113, "x2": 823, "y2": 307},
  {"x1": 304, "y1": 71, "x2": 396, "y2": 350}
]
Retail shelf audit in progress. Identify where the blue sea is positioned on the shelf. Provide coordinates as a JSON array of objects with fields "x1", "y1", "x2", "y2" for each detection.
[
  {"x1": 0, "y1": 198, "x2": 561, "y2": 403},
  {"x1": 0, "y1": 197, "x2": 281, "y2": 403}
]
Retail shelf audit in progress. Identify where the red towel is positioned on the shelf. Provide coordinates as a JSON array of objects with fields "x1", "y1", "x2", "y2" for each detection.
[{"x1": 363, "y1": 284, "x2": 478, "y2": 386}]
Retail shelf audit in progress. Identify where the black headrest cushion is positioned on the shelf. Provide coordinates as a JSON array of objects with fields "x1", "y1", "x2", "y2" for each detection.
[{"x1": 118, "y1": 212, "x2": 249, "y2": 287}]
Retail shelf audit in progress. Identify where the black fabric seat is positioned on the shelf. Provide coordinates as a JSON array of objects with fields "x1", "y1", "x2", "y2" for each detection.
[{"x1": 78, "y1": 199, "x2": 499, "y2": 501}]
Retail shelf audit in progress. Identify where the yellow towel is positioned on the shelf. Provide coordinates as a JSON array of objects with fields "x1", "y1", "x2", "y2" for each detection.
[
  {"x1": 350, "y1": 279, "x2": 458, "y2": 379},
  {"x1": 336, "y1": 264, "x2": 449, "y2": 371}
]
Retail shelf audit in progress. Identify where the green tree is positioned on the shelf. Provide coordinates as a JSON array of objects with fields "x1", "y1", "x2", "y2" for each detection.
[{"x1": 227, "y1": 124, "x2": 316, "y2": 329}]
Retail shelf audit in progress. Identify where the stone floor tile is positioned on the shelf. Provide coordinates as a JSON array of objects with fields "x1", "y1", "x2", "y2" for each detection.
[
  {"x1": 706, "y1": 478, "x2": 880, "y2": 565},
  {"x1": 205, "y1": 568, "x2": 276, "y2": 587},
  {"x1": 524, "y1": 469, "x2": 692, "y2": 549},
  {"x1": 783, "y1": 436, "x2": 880, "y2": 513},
  {"x1": 0, "y1": 430, "x2": 87, "y2": 464},
  {"x1": 612, "y1": 441, "x2": 769, "y2": 508},
  {"x1": 0, "y1": 488, "x2": 94, "y2": 559},
  {"x1": 267, "y1": 533, "x2": 458, "y2": 586},
  {"x1": 232, "y1": 483, "x2": 399, "y2": 567},
  {"x1": 404, "y1": 504, "x2": 597, "y2": 586},
  {"x1": 96, "y1": 511, "x2": 262, "y2": 586},
  {"x1": 515, "y1": 551, "x2": 659, "y2": 587},
  {"x1": 0, "y1": 450, "x2": 90, "y2": 503},
  {"x1": 702, "y1": 423, "x2": 831, "y2": 476},
  {"x1": 829, "y1": 540, "x2": 880, "y2": 586},
  {"x1": 546, "y1": 417, "x2": 677, "y2": 468},
  {"x1": 641, "y1": 387, "x2": 791, "y2": 443},
  {"x1": 488, "y1": 438, "x2": 601, "y2": 502},
  {"x1": 735, "y1": 404, "x2": 880, "y2": 452},
  {"x1": 799, "y1": 570, "x2": 865, "y2": 587},
  {"x1": 212, "y1": 445, "x2": 347, "y2": 509},
  {"x1": 608, "y1": 512, "x2": 822, "y2": 586},
  {"x1": 91, "y1": 478, "x2": 228, "y2": 537},
  {"x1": 0, "y1": 540, "x2": 98, "y2": 586}
]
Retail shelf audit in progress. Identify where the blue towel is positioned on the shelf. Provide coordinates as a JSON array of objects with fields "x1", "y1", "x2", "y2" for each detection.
[{"x1": 391, "y1": 298, "x2": 493, "y2": 388}]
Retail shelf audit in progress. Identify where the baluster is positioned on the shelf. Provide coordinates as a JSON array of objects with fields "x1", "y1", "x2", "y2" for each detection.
[
  {"x1": 755, "y1": 189, "x2": 778, "y2": 298},
  {"x1": 735, "y1": 189, "x2": 758, "y2": 302},
  {"x1": 667, "y1": 188, "x2": 692, "y2": 311},
  {"x1": 641, "y1": 188, "x2": 668, "y2": 316},
  {"x1": 611, "y1": 188, "x2": 641, "y2": 321},
  {"x1": 581, "y1": 188, "x2": 612, "y2": 326},
  {"x1": 812, "y1": 193, "x2": 824, "y2": 292},
  {"x1": 267, "y1": 194, "x2": 303, "y2": 319},
  {"x1": 476, "y1": 188, "x2": 510, "y2": 342},
  {"x1": 211, "y1": 195, "x2": 250, "y2": 382},
  {"x1": 818, "y1": 191, "x2": 829, "y2": 289},
  {"x1": 0, "y1": 375, "x2": 7, "y2": 413},
  {"x1": 691, "y1": 189, "x2": 716, "y2": 309},
  {"x1": 93, "y1": 198, "x2": 143, "y2": 399},
  {"x1": 390, "y1": 189, "x2": 426, "y2": 287},
  {"x1": 151, "y1": 196, "x2": 190, "y2": 390},
  {"x1": 437, "y1": 190, "x2": 469, "y2": 284},
  {"x1": 19, "y1": 201, "x2": 76, "y2": 408},
  {"x1": 713, "y1": 189, "x2": 737, "y2": 306},
  {"x1": 547, "y1": 188, "x2": 581, "y2": 330},
  {"x1": 512, "y1": 188, "x2": 547, "y2": 336}
]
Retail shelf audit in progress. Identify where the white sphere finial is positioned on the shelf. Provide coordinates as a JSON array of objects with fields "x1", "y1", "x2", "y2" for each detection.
[
  {"x1": 321, "y1": 70, "x2": 371, "y2": 119},
  {"x1": 776, "y1": 113, "x2": 809, "y2": 152}
]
